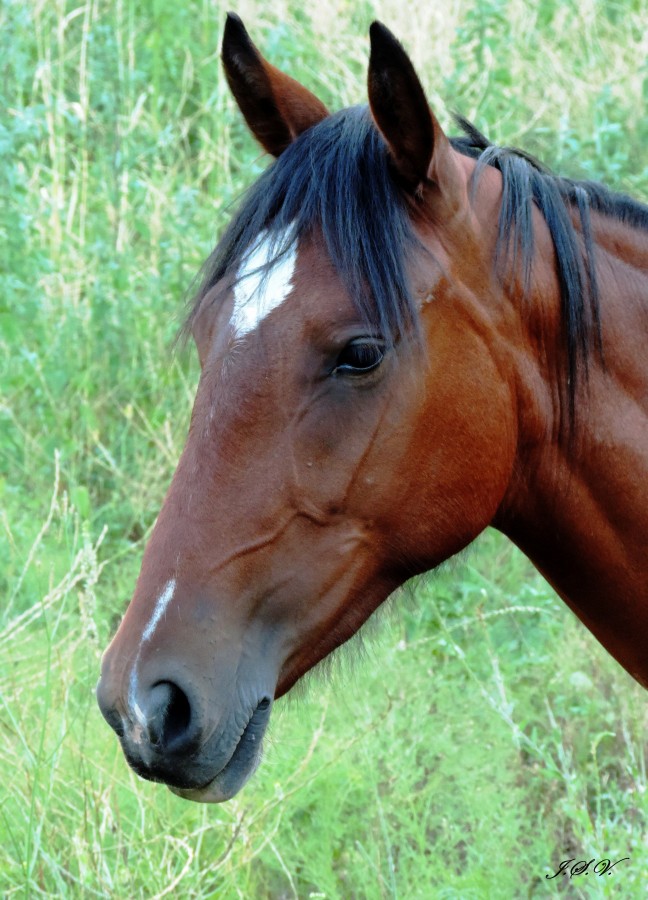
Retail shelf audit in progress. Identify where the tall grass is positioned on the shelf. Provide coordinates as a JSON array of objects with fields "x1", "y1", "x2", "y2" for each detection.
[{"x1": 1, "y1": 0, "x2": 648, "y2": 895}]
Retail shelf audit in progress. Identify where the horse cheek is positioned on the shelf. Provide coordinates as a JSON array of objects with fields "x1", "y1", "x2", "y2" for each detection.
[{"x1": 397, "y1": 349, "x2": 516, "y2": 568}]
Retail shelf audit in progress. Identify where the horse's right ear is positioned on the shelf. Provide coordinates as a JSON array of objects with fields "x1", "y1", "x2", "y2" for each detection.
[
  {"x1": 368, "y1": 21, "x2": 460, "y2": 202},
  {"x1": 222, "y1": 13, "x2": 329, "y2": 157}
]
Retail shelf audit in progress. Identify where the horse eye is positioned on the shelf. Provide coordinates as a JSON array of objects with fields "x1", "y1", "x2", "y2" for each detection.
[{"x1": 334, "y1": 338, "x2": 385, "y2": 375}]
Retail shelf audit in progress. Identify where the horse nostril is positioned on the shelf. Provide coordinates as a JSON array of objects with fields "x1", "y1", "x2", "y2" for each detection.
[{"x1": 146, "y1": 681, "x2": 192, "y2": 750}]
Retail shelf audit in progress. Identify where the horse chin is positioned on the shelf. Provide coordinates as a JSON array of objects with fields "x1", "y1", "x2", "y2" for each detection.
[
  {"x1": 169, "y1": 754, "x2": 261, "y2": 803},
  {"x1": 169, "y1": 701, "x2": 270, "y2": 803}
]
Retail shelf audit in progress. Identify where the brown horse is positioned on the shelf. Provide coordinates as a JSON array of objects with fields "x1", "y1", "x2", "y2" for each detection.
[{"x1": 97, "y1": 15, "x2": 648, "y2": 803}]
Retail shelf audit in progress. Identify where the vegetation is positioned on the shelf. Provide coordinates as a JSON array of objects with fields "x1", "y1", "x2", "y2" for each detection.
[{"x1": 2, "y1": 0, "x2": 647, "y2": 895}]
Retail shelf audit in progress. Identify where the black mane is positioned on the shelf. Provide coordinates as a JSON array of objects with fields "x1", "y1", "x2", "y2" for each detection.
[
  {"x1": 452, "y1": 115, "x2": 648, "y2": 422},
  {"x1": 186, "y1": 105, "x2": 648, "y2": 422}
]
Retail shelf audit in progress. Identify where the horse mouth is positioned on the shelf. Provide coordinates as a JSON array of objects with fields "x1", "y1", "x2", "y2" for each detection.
[{"x1": 170, "y1": 698, "x2": 272, "y2": 803}]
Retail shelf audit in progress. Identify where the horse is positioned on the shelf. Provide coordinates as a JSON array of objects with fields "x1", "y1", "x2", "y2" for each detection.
[{"x1": 97, "y1": 14, "x2": 648, "y2": 803}]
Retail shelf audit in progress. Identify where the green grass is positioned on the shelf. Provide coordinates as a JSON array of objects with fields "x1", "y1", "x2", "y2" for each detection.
[{"x1": 2, "y1": 0, "x2": 648, "y2": 895}]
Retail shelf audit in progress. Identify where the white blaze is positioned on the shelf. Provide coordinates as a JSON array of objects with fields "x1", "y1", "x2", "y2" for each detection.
[
  {"x1": 129, "y1": 578, "x2": 177, "y2": 730},
  {"x1": 232, "y1": 226, "x2": 297, "y2": 336},
  {"x1": 141, "y1": 578, "x2": 177, "y2": 643}
]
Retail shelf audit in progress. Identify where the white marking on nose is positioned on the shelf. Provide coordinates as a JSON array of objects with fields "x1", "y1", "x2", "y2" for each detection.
[
  {"x1": 128, "y1": 578, "x2": 177, "y2": 730},
  {"x1": 232, "y1": 226, "x2": 297, "y2": 336},
  {"x1": 142, "y1": 578, "x2": 177, "y2": 643},
  {"x1": 129, "y1": 676, "x2": 147, "y2": 733}
]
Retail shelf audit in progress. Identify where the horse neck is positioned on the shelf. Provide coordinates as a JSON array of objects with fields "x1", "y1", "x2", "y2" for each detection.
[{"x1": 493, "y1": 208, "x2": 648, "y2": 687}]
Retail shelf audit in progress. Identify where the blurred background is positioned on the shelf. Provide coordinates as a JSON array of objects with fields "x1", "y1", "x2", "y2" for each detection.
[{"x1": 1, "y1": 0, "x2": 647, "y2": 895}]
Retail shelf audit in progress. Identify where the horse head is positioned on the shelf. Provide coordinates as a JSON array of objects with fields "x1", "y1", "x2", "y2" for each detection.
[{"x1": 96, "y1": 16, "x2": 539, "y2": 802}]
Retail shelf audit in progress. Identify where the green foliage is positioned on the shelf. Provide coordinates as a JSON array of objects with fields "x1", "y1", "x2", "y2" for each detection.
[{"x1": 1, "y1": 0, "x2": 647, "y2": 895}]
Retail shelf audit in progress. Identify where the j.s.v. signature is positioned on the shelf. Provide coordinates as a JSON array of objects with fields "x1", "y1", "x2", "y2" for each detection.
[{"x1": 546, "y1": 856, "x2": 630, "y2": 879}]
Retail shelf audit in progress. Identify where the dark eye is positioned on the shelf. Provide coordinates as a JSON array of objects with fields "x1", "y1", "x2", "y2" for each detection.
[{"x1": 333, "y1": 338, "x2": 386, "y2": 375}]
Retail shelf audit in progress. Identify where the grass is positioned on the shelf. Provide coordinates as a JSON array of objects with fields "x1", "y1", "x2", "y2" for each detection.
[{"x1": 2, "y1": 0, "x2": 648, "y2": 895}]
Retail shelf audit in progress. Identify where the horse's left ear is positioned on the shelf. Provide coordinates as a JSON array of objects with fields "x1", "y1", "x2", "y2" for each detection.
[
  {"x1": 368, "y1": 22, "x2": 454, "y2": 195},
  {"x1": 222, "y1": 13, "x2": 329, "y2": 157}
]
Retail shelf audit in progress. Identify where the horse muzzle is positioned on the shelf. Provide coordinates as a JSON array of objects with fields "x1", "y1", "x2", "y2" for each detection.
[{"x1": 96, "y1": 653, "x2": 274, "y2": 802}]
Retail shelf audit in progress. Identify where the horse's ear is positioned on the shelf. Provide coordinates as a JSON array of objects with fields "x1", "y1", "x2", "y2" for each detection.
[
  {"x1": 222, "y1": 13, "x2": 329, "y2": 157},
  {"x1": 368, "y1": 22, "x2": 449, "y2": 194}
]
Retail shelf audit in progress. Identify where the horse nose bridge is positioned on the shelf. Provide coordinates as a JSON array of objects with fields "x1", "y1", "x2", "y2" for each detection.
[{"x1": 134, "y1": 406, "x2": 302, "y2": 591}]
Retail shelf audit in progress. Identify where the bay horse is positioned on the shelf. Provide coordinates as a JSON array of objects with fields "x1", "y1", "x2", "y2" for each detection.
[{"x1": 97, "y1": 15, "x2": 648, "y2": 802}]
